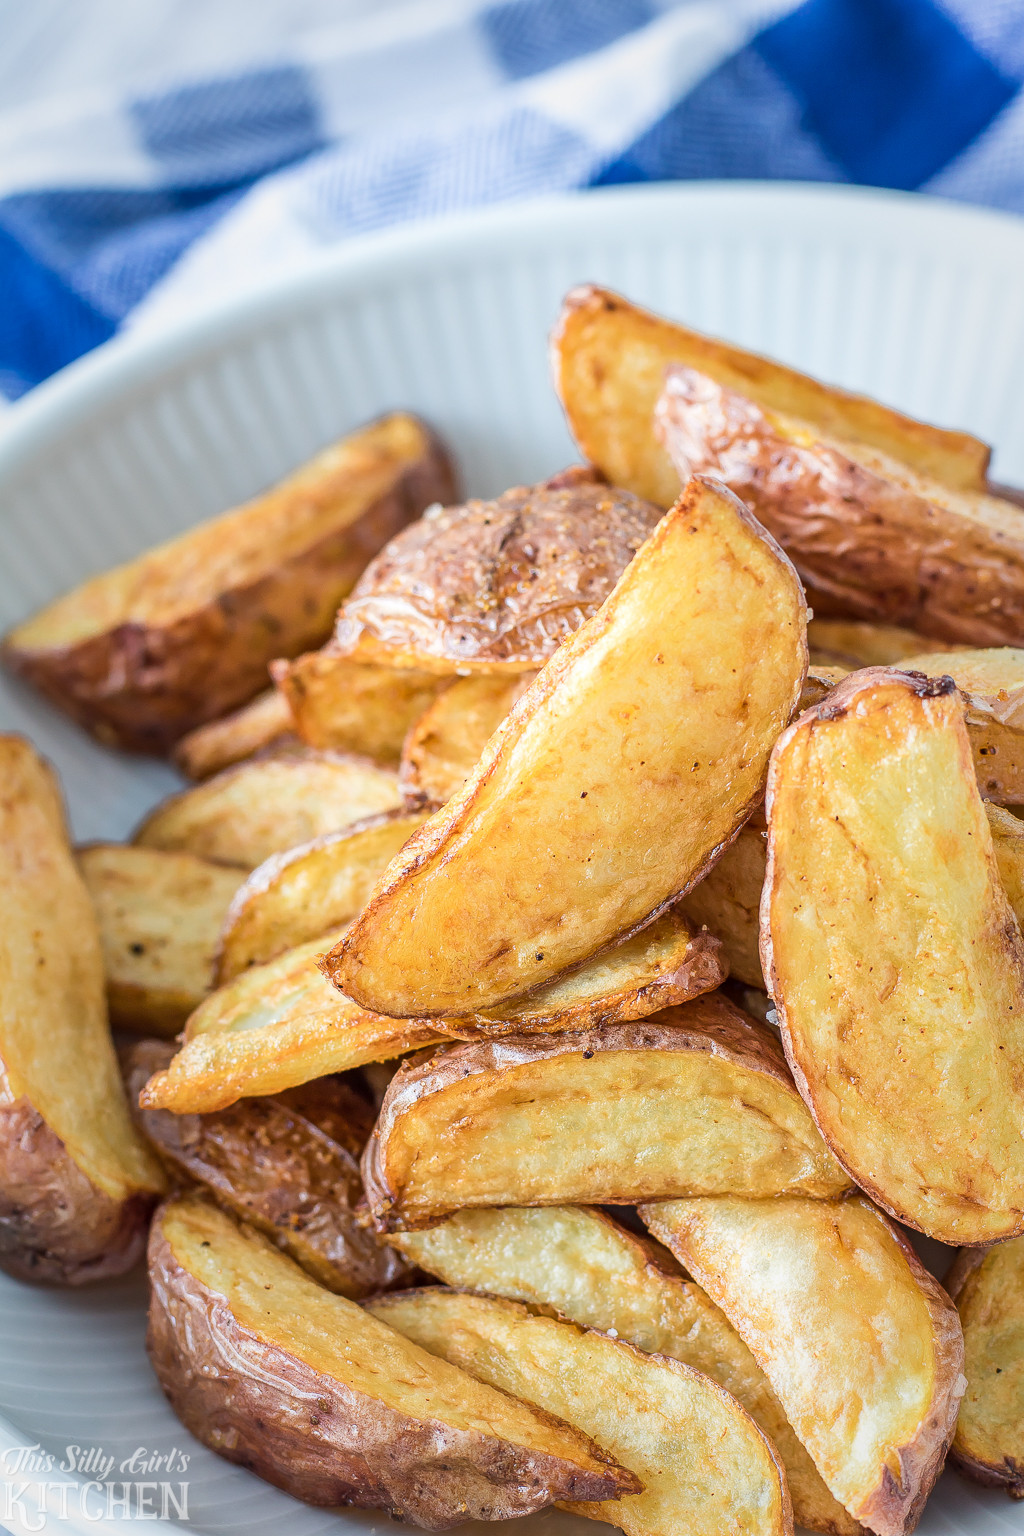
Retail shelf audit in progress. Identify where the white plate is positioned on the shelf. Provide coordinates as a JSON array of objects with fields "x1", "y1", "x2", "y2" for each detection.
[{"x1": 1, "y1": 181, "x2": 1023, "y2": 1535}]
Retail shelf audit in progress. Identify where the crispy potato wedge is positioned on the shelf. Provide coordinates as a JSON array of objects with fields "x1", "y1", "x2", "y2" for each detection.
[
  {"x1": 400, "y1": 673, "x2": 536, "y2": 804},
  {"x1": 148, "y1": 1194, "x2": 634, "y2": 1524},
  {"x1": 139, "y1": 932, "x2": 446, "y2": 1113},
  {"x1": 173, "y1": 688, "x2": 295, "y2": 779},
  {"x1": 330, "y1": 475, "x2": 808, "y2": 1017},
  {"x1": 764, "y1": 668, "x2": 1024, "y2": 1243},
  {"x1": 551, "y1": 285, "x2": 989, "y2": 508},
  {"x1": 988, "y1": 803, "x2": 1024, "y2": 923},
  {"x1": 216, "y1": 809, "x2": 431, "y2": 983},
  {"x1": 898, "y1": 647, "x2": 1024, "y2": 803},
  {"x1": 79, "y1": 844, "x2": 244, "y2": 1034},
  {"x1": 680, "y1": 819, "x2": 766, "y2": 990},
  {"x1": 334, "y1": 470, "x2": 663, "y2": 674},
  {"x1": 274, "y1": 646, "x2": 449, "y2": 763},
  {"x1": 391, "y1": 1206, "x2": 860, "y2": 1534},
  {"x1": 0, "y1": 737, "x2": 165, "y2": 1282},
  {"x1": 124, "y1": 1041, "x2": 407, "y2": 1297},
  {"x1": 642, "y1": 1196, "x2": 964, "y2": 1536},
  {"x1": 2, "y1": 414, "x2": 456, "y2": 753},
  {"x1": 659, "y1": 367, "x2": 1024, "y2": 648},
  {"x1": 946, "y1": 1236, "x2": 1024, "y2": 1496},
  {"x1": 133, "y1": 749, "x2": 402, "y2": 868},
  {"x1": 370, "y1": 1288, "x2": 791, "y2": 1536},
  {"x1": 807, "y1": 619, "x2": 951, "y2": 670},
  {"x1": 362, "y1": 995, "x2": 851, "y2": 1230}
]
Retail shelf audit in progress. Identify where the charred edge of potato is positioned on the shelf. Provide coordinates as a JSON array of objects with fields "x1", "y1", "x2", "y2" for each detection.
[
  {"x1": 173, "y1": 688, "x2": 297, "y2": 780},
  {"x1": 945, "y1": 1241, "x2": 1024, "y2": 1498}
]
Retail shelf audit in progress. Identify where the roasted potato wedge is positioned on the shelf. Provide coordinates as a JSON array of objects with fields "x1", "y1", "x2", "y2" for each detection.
[
  {"x1": 362, "y1": 995, "x2": 851, "y2": 1230},
  {"x1": 216, "y1": 809, "x2": 431, "y2": 982},
  {"x1": 642, "y1": 1195, "x2": 964, "y2": 1536},
  {"x1": 124, "y1": 1040, "x2": 406, "y2": 1297},
  {"x1": 988, "y1": 803, "x2": 1024, "y2": 920},
  {"x1": 552, "y1": 284, "x2": 989, "y2": 508},
  {"x1": 807, "y1": 619, "x2": 952, "y2": 670},
  {"x1": 139, "y1": 932, "x2": 446, "y2": 1113},
  {"x1": 765, "y1": 668, "x2": 1024, "y2": 1243},
  {"x1": 680, "y1": 819, "x2": 766, "y2": 990},
  {"x1": 148, "y1": 1194, "x2": 634, "y2": 1524},
  {"x1": 400, "y1": 673, "x2": 536, "y2": 804},
  {"x1": 659, "y1": 366, "x2": 1024, "y2": 648},
  {"x1": 133, "y1": 749, "x2": 402, "y2": 868},
  {"x1": 173, "y1": 688, "x2": 295, "y2": 779},
  {"x1": 274, "y1": 646, "x2": 449, "y2": 763},
  {"x1": 80, "y1": 844, "x2": 244, "y2": 1034},
  {"x1": 946, "y1": 1236, "x2": 1024, "y2": 1497},
  {"x1": 370, "y1": 1288, "x2": 791, "y2": 1536},
  {"x1": 0, "y1": 737, "x2": 165, "y2": 1282},
  {"x1": 391, "y1": 1206, "x2": 860, "y2": 1534},
  {"x1": 330, "y1": 475, "x2": 808, "y2": 1017},
  {"x1": 333, "y1": 469, "x2": 662, "y2": 674},
  {"x1": 898, "y1": 647, "x2": 1024, "y2": 802},
  {"x1": 2, "y1": 414, "x2": 456, "y2": 753}
]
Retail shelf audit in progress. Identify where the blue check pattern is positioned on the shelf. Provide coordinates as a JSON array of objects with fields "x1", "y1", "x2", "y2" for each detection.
[{"x1": 3, "y1": 0, "x2": 1024, "y2": 402}]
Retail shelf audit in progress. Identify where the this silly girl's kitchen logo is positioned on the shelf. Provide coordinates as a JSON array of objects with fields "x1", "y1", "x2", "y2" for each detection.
[{"x1": 0, "y1": 1443, "x2": 191, "y2": 1525}]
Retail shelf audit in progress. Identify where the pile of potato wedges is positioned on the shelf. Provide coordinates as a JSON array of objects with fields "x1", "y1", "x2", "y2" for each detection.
[{"x1": 5, "y1": 287, "x2": 1024, "y2": 1534}]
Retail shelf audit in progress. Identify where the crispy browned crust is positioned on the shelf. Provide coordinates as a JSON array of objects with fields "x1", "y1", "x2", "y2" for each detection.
[
  {"x1": 145, "y1": 1213, "x2": 631, "y2": 1525},
  {"x1": 3, "y1": 420, "x2": 456, "y2": 753}
]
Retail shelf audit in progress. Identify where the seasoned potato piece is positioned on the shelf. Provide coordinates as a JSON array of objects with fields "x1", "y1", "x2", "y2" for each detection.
[
  {"x1": 551, "y1": 284, "x2": 989, "y2": 508},
  {"x1": 988, "y1": 803, "x2": 1024, "y2": 921},
  {"x1": 133, "y1": 749, "x2": 402, "y2": 868},
  {"x1": 362, "y1": 996, "x2": 851, "y2": 1230},
  {"x1": 391, "y1": 1207, "x2": 860, "y2": 1534},
  {"x1": 680, "y1": 820, "x2": 766, "y2": 990},
  {"x1": 765, "y1": 668, "x2": 1024, "y2": 1243},
  {"x1": 0, "y1": 737, "x2": 165, "y2": 1282},
  {"x1": 80, "y1": 844, "x2": 244, "y2": 1034},
  {"x1": 216, "y1": 809, "x2": 430, "y2": 982},
  {"x1": 898, "y1": 647, "x2": 1024, "y2": 803},
  {"x1": 807, "y1": 619, "x2": 951, "y2": 669},
  {"x1": 139, "y1": 932, "x2": 446, "y2": 1113},
  {"x1": 173, "y1": 688, "x2": 295, "y2": 779},
  {"x1": 274, "y1": 647, "x2": 448, "y2": 763},
  {"x1": 400, "y1": 673, "x2": 536, "y2": 804},
  {"x1": 659, "y1": 367, "x2": 1024, "y2": 648},
  {"x1": 642, "y1": 1196, "x2": 964, "y2": 1536},
  {"x1": 330, "y1": 476, "x2": 807, "y2": 1017},
  {"x1": 370, "y1": 1288, "x2": 791, "y2": 1536},
  {"x1": 2, "y1": 414, "x2": 456, "y2": 753},
  {"x1": 124, "y1": 1041, "x2": 406, "y2": 1297},
  {"x1": 148, "y1": 1195, "x2": 635, "y2": 1525},
  {"x1": 946, "y1": 1237, "x2": 1024, "y2": 1497}
]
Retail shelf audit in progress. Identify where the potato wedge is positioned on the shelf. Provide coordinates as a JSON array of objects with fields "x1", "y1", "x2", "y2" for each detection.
[
  {"x1": 988, "y1": 803, "x2": 1024, "y2": 920},
  {"x1": 807, "y1": 619, "x2": 951, "y2": 670},
  {"x1": 148, "y1": 1194, "x2": 635, "y2": 1524},
  {"x1": 391, "y1": 1206, "x2": 860, "y2": 1534},
  {"x1": 946, "y1": 1236, "x2": 1024, "y2": 1496},
  {"x1": 133, "y1": 749, "x2": 402, "y2": 868},
  {"x1": 330, "y1": 475, "x2": 808, "y2": 1017},
  {"x1": 173, "y1": 688, "x2": 295, "y2": 779},
  {"x1": 659, "y1": 367, "x2": 1024, "y2": 648},
  {"x1": 680, "y1": 820, "x2": 766, "y2": 990},
  {"x1": 370, "y1": 1288, "x2": 791, "y2": 1536},
  {"x1": 400, "y1": 673, "x2": 536, "y2": 804},
  {"x1": 642, "y1": 1196, "x2": 964, "y2": 1536},
  {"x1": 0, "y1": 737, "x2": 165, "y2": 1282},
  {"x1": 139, "y1": 932, "x2": 446, "y2": 1113},
  {"x1": 124, "y1": 1040, "x2": 406, "y2": 1297},
  {"x1": 2, "y1": 414, "x2": 456, "y2": 753},
  {"x1": 274, "y1": 646, "x2": 449, "y2": 763},
  {"x1": 362, "y1": 995, "x2": 851, "y2": 1230},
  {"x1": 216, "y1": 809, "x2": 431, "y2": 982},
  {"x1": 898, "y1": 647, "x2": 1024, "y2": 803},
  {"x1": 79, "y1": 844, "x2": 245, "y2": 1034},
  {"x1": 551, "y1": 285, "x2": 989, "y2": 508},
  {"x1": 764, "y1": 667, "x2": 1024, "y2": 1243}
]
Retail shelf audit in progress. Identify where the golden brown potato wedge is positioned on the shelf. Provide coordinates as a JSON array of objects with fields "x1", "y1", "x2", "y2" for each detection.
[
  {"x1": 807, "y1": 619, "x2": 952, "y2": 670},
  {"x1": 642, "y1": 1196, "x2": 964, "y2": 1536},
  {"x1": 148, "y1": 1194, "x2": 635, "y2": 1524},
  {"x1": 274, "y1": 646, "x2": 449, "y2": 764},
  {"x1": 658, "y1": 366, "x2": 1024, "y2": 648},
  {"x1": 988, "y1": 803, "x2": 1024, "y2": 923},
  {"x1": 764, "y1": 668, "x2": 1024, "y2": 1244},
  {"x1": 361, "y1": 995, "x2": 851, "y2": 1231},
  {"x1": 946, "y1": 1236, "x2": 1024, "y2": 1497},
  {"x1": 172, "y1": 688, "x2": 295, "y2": 779},
  {"x1": 2, "y1": 414, "x2": 457, "y2": 753},
  {"x1": 0, "y1": 737, "x2": 165, "y2": 1282},
  {"x1": 133, "y1": 749, "x2": 403, "y2": 868},
  {"x1": 680, "y1": 819, "x2": 766, "y2": 990},
  {"x1": 898, "y1": 647, "x2": 1024, "y2": 802},
  {"x1": 551, "y1": 284, "x2": 989, "y2": 508},
  {"x1": 124, "y1": 1040, "x2": 406, "y2": 1297},
  {"x1": 139, "y1": 932, "x2": 446, "y2": 1113},
  {"x1": 330, "y1": 475, "x2": 808, "y2": 1017},
  {"x1": 390, "y1": 1206, "x2": 860, "y2": 1534},
  {"x1": 399, "y1": 673, "x2": 536, "y2": 804},
  {"x1": 370, "y1": 1287, "x2": 791, "y2": 1536},
  {"x1": 79, "y1": 844, "x2": 245, "y2": 1034},
  {"x1": 216, "y1": 809, "x2": 431, "y2": 983}
]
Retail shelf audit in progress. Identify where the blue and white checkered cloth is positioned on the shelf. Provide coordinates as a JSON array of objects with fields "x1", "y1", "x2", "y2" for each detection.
[{"x1": 4, "y1": 0, "x2": 1024, "y2": 406}]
